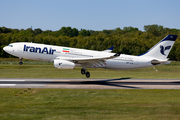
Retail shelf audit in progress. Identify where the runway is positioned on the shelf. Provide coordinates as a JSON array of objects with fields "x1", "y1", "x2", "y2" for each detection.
[{"x1": 0, "y1": 78, "x2": 180, "y2": 89}]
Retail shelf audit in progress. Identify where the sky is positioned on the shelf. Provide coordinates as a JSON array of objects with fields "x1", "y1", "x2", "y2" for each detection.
[{"x1": 1, "y1": 0, "x2": 180, "y2": 31}]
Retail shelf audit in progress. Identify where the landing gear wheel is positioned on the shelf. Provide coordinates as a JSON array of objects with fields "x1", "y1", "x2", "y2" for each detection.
[
  {"x1": 19, "y1": 61, "x2": 23, "y2": 65},
  {"x1": 19, "y1": 58, "x2": 23, "y2": 65},
  {"x1": 85, "y1": 71, "x2": 90, "y2": 78},
  {"x1": 81, "y1": 68, "x2": 86, "y2": 74}
]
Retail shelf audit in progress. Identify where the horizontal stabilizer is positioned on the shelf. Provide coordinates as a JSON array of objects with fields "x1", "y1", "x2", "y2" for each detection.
[{"x1": 151, "y1": 60, "x2": 170, "y2": 65}]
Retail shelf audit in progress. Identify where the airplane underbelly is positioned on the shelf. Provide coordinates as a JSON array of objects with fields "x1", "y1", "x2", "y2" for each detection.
[
  {"x1": 105, "y1": 60, "x2": 132, "y2": 69},
  {"x1": 105, "y1": 59, "x2": 151, "y2": 70}
]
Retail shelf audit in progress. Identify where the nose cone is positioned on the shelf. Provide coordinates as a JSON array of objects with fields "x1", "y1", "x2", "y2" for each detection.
[
  {"x1": 3, "y1": 46, "x2": 7, "y2": 52},
  {"x1": 3, "y1": 46, "x2": 12, "y2": 54}
]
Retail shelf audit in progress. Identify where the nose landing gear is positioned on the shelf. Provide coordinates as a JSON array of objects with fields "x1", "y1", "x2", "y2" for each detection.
[
  {"x1": 19, "y1": 58, "x2": 23, "y2": 65},
  {"x1": 81, "y1": 68, "x2": 90, "y2": 78}
]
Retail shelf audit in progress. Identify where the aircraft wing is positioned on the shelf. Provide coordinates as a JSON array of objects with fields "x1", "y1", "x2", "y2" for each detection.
[
  {"x1": 72, "y1": 52, "x2": 121, "y2": 67},
  {"x1": 71, "y1": 52, "x2": 120, "y2": 61},
  {"x1": 56, "y1": 52, "x2": 121, "y2": 67}
]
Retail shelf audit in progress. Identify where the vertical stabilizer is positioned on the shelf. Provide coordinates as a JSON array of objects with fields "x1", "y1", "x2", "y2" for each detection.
[{"x1": 141, "y1": 35, "x2": 178, "y2": 60}]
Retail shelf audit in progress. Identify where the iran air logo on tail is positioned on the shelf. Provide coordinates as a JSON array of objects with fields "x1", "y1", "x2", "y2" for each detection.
[{"x1": 160, "y1": 45, "x2": 171, "y2": 56}]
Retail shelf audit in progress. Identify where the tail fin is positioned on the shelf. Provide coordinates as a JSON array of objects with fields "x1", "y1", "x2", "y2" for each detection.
[{"x1": 141, "y1": 34, "x2": 178, "y2": 60}]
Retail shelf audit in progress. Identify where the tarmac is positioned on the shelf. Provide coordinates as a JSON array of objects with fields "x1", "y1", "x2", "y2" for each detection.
[{"x1": 0, "y1": 78, "x2": 180, "y2": 89}]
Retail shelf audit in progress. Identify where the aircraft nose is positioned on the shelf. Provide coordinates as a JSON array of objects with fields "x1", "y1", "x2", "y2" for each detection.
[
  {"x1": 3, "y1": 45, "x2": 15, "y2": 54},
  {"x1": 3, "y1": 46, "x2": 7, "y2": 51},
  {"x1": 3, "y1": 46, "x2": 11, "y2": 53}
]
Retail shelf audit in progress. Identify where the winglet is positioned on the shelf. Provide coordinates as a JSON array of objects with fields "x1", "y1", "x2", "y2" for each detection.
[
  {"x1": 102, "y1": 46, "x2": 114, "y2": 53},
  {"x1": 108, "y1": 46, "x2": 114, "y2": 50}
]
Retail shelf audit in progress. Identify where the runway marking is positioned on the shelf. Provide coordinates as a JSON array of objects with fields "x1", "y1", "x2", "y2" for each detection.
[
  {"x1": 0, "y1": 80, "x2": 25, "y2": 87},
  {"x1": 0, "y1": 84, "x2": 16, "y2": 86}
]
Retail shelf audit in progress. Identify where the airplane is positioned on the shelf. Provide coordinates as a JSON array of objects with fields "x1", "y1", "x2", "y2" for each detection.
[{"x1": 3, "y1": 34, "x2": 178, "y2": 78}]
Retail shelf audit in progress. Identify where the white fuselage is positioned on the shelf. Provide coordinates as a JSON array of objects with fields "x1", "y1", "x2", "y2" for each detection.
[{"x1": 3, "y1": 42, "x2": 158, "y2": 70}]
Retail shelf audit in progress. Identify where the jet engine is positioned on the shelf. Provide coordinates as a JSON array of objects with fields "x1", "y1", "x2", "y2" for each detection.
[{"x1": 54, "y1": 59, "x2": 75, "y2": 69}]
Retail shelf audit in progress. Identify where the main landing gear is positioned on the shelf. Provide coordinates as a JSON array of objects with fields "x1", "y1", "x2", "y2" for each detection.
[
  {"x1": 19, "y1": 58, "x2": 23, "y2": 65},
  {"x1": 81, "y1": 68, "x2": 90, "y2": 78}
]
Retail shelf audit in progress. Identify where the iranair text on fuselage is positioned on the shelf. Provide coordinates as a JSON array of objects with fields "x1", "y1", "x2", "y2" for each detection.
[{"x1": 23, "y1": 45, "x2": 56, "y2": 55}]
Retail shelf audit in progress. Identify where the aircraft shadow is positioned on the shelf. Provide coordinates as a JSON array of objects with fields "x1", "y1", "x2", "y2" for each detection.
[{"x1": 80, "y1": 77, "x2": 139, "y2": 89}]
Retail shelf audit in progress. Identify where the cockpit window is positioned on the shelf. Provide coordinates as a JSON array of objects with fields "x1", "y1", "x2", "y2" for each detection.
[{"x1": 8, "y1": 45, "x2": 13, "y2": 47}]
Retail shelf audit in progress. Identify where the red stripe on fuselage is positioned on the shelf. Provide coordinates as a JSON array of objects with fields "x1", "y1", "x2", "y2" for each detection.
[{"x1": 63, "y1": 50, "x2": 69, "y2": 52}]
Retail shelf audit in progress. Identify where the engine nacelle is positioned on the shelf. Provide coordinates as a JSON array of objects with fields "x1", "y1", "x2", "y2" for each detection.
[{"x1": 54, "y1": 59, "x2": 75, "y2": 69}]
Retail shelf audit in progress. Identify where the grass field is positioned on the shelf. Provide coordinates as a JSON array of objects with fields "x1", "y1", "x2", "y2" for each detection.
[
  {"x1": 0, "y1": 89, "x2": 180, "y2": 120},
  {"x1": 0, "y1": 58, "x2": 180, "y2": 120},
  {"x1": 0, "y1": 58, "x2": 180, "y2": 79}
]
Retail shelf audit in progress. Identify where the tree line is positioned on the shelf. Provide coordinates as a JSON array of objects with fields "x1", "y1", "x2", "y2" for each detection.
[{"x1": 0, "y1": 25, "x2": 180, "y2": 60}]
